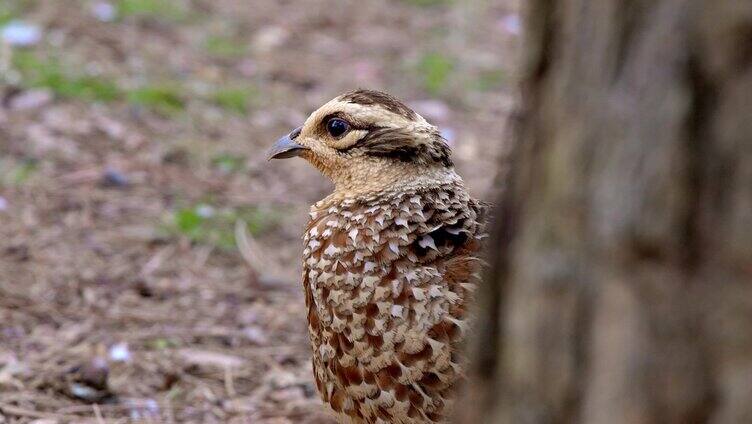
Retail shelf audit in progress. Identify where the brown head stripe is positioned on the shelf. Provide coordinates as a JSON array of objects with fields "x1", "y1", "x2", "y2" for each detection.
[
  {"x1": 340, "y1": 89, "x2": 418, "y2": 121},
  {"x1": 354, "y1": 127, "x2": 453, "y2": 167}
]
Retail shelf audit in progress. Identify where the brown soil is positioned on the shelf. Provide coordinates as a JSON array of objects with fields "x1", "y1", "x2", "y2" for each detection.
[{"x1": 0, "y1": 0, "x2": 518, "y2": 422}]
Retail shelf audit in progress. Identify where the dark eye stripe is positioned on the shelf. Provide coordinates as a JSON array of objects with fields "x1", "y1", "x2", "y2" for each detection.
[
  {"x1": 340, "y1": 127, "x2": 453, "y2": 167},
  {"x1": 336, "y1": 125, "x2": 386, "y2": 152}
]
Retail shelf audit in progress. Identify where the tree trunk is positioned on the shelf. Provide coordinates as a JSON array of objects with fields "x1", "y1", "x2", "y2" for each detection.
[{"x1": 458, "y1": 0, "x2": 752, "y2": 423}]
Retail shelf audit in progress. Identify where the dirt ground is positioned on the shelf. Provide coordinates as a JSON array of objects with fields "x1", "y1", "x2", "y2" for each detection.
[{"x1": 0, "y1": 0, "x2": 518, "y2": 422}]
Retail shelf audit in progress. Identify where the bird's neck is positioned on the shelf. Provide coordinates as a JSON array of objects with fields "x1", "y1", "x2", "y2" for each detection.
[{"x1": 315, "y1": 161, "x2": 462, "y2": 209}]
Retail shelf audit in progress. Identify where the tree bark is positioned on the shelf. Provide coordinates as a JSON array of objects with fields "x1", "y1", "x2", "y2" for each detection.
[{"x1": 458, "y1": 0, "x2": 752, "y2": 423}]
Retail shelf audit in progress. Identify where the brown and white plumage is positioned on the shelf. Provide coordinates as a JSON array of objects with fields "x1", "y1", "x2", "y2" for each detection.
[{"x1": 269, "y1": 90, "x2": 486, "y2": 423}]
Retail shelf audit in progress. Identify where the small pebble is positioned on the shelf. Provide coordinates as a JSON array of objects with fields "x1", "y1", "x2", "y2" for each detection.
[
  {"x1": 108, "y1": 342, "x2": 131, "y2": 362},
  {"x1": 195, "y1": 204, "x2": 215, "y2": 218},
  {"x1": 69, "y1": 383, "x2": 101, "y2": 401},
  {"x1": 101, "y1": 168, "x2": 129, "y2": 188},
  {"x1": 91, "y1": 2, "x2": 117, "y2": 22},
  {"x1": 1, "y1": 21, "x2": 41, "y2": 46},
  {"x1": 0, "y1": 196, "x2": 7, "y2": 212}
]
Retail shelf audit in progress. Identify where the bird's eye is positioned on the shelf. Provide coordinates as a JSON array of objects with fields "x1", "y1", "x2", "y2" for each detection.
[{"x1": 326, "y1": 118, "x2": 350, "y2": 138}]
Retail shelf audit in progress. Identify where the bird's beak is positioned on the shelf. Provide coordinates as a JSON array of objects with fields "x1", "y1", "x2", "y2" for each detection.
[{"x1": 267, "y1": 127, "x2": 308, "y2": 160}]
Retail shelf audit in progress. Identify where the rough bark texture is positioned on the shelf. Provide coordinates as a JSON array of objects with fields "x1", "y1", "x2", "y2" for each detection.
[{"x1": 457, "y1": 0, "x2": 752, "y2": 423}]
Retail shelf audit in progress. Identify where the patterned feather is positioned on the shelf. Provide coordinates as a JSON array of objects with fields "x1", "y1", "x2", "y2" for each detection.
[{"x1": 269, "y1": 90, "x2": 486, "y2": 423}]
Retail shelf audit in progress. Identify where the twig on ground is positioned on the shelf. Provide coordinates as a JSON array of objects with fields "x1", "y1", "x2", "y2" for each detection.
[
  {"x1": 93, "y1": 403, "x2": 105, "y2": 424},
  {"x1": 224, "y1": 365, "x2": 236, "y2": 398},
  {"x1": 140, "y1": 245, "x2": 175, "y2": 277},
  {"x1": 0, "y1": 402, "x2": 82, "y2": 421}
]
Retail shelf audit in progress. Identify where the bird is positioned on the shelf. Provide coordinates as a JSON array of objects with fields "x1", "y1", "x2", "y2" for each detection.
[{"x1": 268, "y1": 89, "x2": 486, "y2": 423}]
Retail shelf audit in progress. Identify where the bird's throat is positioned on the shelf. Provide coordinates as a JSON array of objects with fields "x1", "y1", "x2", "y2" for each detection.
[{"x1": 318, "y1": 161, "x2": 461, "y2": 207}]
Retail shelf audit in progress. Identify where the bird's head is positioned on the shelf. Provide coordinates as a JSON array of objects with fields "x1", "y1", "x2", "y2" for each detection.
[{"x1": 268, "y1": 89, "x2": 457, "y2": 198}]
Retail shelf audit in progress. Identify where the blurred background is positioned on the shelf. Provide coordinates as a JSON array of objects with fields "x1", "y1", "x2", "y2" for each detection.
[{"x1": 0, "y1": 0, "x2": 518, "y2": 422}]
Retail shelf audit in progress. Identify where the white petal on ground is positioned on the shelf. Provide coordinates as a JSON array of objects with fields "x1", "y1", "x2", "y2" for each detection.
[{"x1": 1, "y1": 21, "x2": 41, "y2": 46}]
